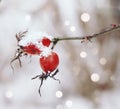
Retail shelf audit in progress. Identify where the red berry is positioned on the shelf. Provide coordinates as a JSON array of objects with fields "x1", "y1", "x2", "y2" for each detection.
[
  {"x1": 42, "y1": 37, "x2": 51, "y2": 47},
  {"x1": 40, "y1": 52, "x2": 59, "y2": 73},
  {"x1": 23, "y1": 43, "x2": 41, "y2": 55}
]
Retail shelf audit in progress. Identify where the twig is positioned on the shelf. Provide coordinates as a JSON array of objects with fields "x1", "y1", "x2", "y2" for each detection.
[{"x1": 51, "y1": 24, "x2": 120, "y2": 49}]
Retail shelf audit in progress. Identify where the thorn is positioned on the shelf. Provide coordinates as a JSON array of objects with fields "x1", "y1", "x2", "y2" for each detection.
[
  {"x1": 31, "y1": 75, "x2": 40, "y2": 80},
  {"x1": 38, "y1": 88, "x2": 41, "y2": 96},
  {"x1": 81, "y1": 36, "x2": 92, "y2": 43},
  {"x1": 10, "y1": 60, "x2": 15, "y2": 74}
]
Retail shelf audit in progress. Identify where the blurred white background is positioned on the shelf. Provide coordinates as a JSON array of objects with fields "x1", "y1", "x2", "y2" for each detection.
[{"x1": 0, "y1": 0, "x2": 120, "y2": 109}]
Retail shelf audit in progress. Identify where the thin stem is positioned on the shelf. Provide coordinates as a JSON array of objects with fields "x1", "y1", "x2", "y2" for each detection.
[{"x1": 52, "y1": 25, "x2": 120, "y2": 48}]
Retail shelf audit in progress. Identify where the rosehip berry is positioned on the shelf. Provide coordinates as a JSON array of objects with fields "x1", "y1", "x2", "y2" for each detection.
[
  {"x1": 40, "y1": 52, "x2": 59, "y2": 73},
  {"x1": 41, "y1": 37, "x2": 51, "y2": 47},
  {"x1": 23, "y1": 43, "x2": 41, "y2": 55}
]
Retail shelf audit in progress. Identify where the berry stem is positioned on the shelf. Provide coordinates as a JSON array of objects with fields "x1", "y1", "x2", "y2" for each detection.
[{"x1": 52, "y1": 24, "x2": 120, "y2": 48}]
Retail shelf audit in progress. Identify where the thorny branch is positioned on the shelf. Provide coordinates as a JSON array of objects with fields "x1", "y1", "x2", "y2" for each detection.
[{"x1": 51, "y1": 24, "x2": 120, "y2": 49}]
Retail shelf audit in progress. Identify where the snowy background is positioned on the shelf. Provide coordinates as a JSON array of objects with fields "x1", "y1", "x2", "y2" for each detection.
[{"x1": 0, "y1": 0, "x2": 120, "y2": 109}]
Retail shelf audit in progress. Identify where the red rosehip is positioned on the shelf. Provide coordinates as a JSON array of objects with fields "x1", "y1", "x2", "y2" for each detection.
[
  {"x1": 41, "y1": 37, "x2": 51, "y2": 47},
  {"x1": 23, "y1": 43, "x2": 41, "y2": 55},
  {"x1": 40, "y1": 52, "x2": 59, "y2": 73}
]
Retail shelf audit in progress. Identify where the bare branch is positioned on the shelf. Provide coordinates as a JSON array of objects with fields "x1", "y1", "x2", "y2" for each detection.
[{"x1": 52, "y1": 24, "x2": 120, "y2": 48}]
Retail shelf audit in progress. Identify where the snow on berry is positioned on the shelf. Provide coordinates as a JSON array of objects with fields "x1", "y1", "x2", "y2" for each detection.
[
  {"x1": 10, "y1": 31, "x2": 53, "y2": 69},
  {"x1": 40, "y1": 51, "x2": 59, "y2": 73},
  {"x1": 19, "y1": 31, "x2": 52, "y2": 47},
  {"x1": 40, "y1": 47, "x2": 52, "y2": 57},
  {"x1": 18, "y1": 31, "x2": 53, "y2": 55}
]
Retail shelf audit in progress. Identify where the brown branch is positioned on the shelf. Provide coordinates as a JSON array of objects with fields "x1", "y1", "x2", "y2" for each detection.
[{"x1": 51, "y1": 24, "x2": 120, "y2": 49}]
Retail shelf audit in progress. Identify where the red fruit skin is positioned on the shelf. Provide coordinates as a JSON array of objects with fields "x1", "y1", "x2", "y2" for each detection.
[
  {"x1": 23, "y1": 44, "x2": 41, "y2": 55},
  {"x1": 42, "y1": 37, "x2": 51, "y2": 47},
  {"x1": 40, "y1": 52, "x2": 59, "y2": 73}
]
